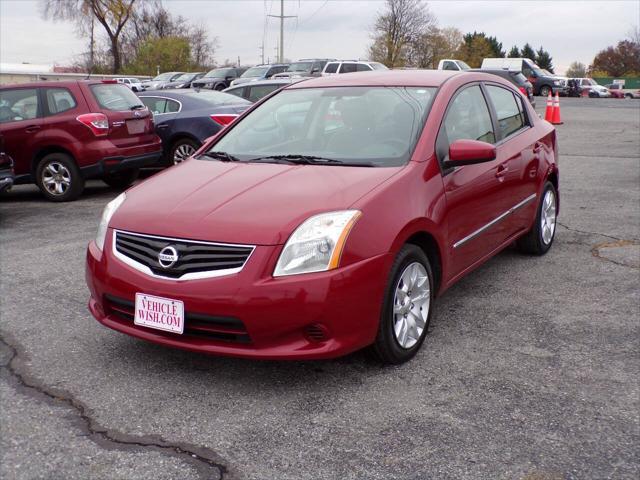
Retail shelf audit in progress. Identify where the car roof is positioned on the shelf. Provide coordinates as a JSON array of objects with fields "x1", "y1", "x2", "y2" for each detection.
[
  {"x1": 138, "y1": 89, "x2": 249, "y2": 105},
  {"x1": 0, "y1": 79, "x2": 125, "y2": 89},
  {"x1": 287, "y1": 69, "x2": 463, "y2": 89},
  {"x1": 227, "y1": 78, "x2": 304, "y2": 88}
]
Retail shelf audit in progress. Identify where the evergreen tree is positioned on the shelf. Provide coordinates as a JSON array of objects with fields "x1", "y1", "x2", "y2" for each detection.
[
  {"x1": 536, "y1": 46, "x2": 554, "y2": 73},
  {"x1": 520, "y1": 43, "x2": 536, "y2": 61},
  {"x1": 507, "y1": 45, "x2": 520, "y2": 58}
]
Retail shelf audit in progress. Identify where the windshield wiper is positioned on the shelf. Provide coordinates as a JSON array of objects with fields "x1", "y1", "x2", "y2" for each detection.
[
  {"x1": 199, "y1": 151, "x2": 241, "y2": 162},
  {"x1": 248, "y1": 155, "x2": 375, "y2": 167}
]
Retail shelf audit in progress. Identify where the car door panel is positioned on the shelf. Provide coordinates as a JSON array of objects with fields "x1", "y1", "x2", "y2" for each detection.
[
  {"x1": 438, "y1": 84, "x2": 506, "y2": 277},
  {"x1": 0, "y1": 87, "x2": 45, "y2": 178}
]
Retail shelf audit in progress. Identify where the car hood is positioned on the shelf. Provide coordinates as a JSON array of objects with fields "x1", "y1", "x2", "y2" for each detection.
[{"x1": 111, "y1": 159, "x2": 401, "y2": 245}]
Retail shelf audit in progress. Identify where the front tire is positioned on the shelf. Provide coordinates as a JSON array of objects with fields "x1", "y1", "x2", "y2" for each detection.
[
  {"x1": 539, "y1": 85, "x2": 551, "y2": 97},
  {"x1": 516, "y1": 181, "x2": 558, "y2": 255},
  {"x1": 371, "y1": 245, "x2": 434, "y2": 364},
  {"x1": 102, "y1": 169, "x2": 139, "y2": 190},
  {"x1": 36, "y1": 153, "x2": 84, "y2": 202}
]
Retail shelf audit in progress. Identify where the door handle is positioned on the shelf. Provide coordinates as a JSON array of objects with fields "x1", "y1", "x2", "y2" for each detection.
[
  {"x1": 25, "y1": 125, "x2": 41, "y2": 133},
  {"x1": 495, "y1": 164, "x2": 508, "y2": 178},
  {"x1": 156, "y1": 124, "x2": 169, "y2": 130}
]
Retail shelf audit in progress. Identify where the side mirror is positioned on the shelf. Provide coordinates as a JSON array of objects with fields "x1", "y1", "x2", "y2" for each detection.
[
  {"x1": 311, "y1": 68, "x2": 320, "y2": 74},
  {"x1": 444, "y1": 139, "x2": 496, "y2": 168}
]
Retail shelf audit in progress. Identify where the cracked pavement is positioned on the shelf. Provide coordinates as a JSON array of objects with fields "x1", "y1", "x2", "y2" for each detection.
[{"x1": 1, "y1": 97, "x2": 639, "y2": 479}]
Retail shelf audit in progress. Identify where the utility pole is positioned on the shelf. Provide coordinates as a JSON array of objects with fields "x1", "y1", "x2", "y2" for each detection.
[
  {"x1": 259, "y1": 41, "x2": 265, "y2": 65},
  {"x1": 267, "y1": 0, "x2": 296, "y2": 63}
]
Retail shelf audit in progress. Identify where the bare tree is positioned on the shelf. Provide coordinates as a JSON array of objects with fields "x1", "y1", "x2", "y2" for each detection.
[
  {"x1": 369, "y1": 0, "x2": 436, "y2": 68},
  {"x1": 42, "y1": 0, "x2": 136, "y2": 73},
  {"x1": 188, "y1": 23, "x2": 218, "y2": 69}
]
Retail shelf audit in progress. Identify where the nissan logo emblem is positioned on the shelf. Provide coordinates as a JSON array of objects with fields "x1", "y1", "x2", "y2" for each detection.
[{"x1": 158, "y1": 246, "x2": 179, "y2": 268}]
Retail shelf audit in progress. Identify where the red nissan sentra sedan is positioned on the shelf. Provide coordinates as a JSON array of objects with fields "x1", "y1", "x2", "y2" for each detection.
[{"x1": 86, "y1": 70, "x2": 559, "y2": 364}]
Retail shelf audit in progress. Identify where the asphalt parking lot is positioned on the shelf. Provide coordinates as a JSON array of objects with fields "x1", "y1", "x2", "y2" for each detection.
[{"x1": 1, "y1": 97, "x2": 638, "y2": 480}]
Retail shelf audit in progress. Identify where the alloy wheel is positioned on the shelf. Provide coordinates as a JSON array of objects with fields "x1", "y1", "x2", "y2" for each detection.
[
  {"x1": 541, "y1": 189, "x2": 557, "y2": 245},
  {"x1": 42, "y1": 162, "x2": 72, "y2": 196},
  {"x1": 392, "y1": 262, "x2": 430, "y2": 349},
  {"x1": 173, "y1": 144, "x2": 196, "y2": 164}
]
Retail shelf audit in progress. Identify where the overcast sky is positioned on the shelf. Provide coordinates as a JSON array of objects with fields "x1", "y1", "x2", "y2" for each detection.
[{"x1": 0, "y1": 0, "x2": 636, "y2": 74}]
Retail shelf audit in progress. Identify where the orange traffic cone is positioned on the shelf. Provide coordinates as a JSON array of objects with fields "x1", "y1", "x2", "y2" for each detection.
[
  {"x1": 544, "y1": 92, "x2": 554, "y2": 121},
  {"x1": 551, "y1": 92, "x2": 563, "y2": 125}
]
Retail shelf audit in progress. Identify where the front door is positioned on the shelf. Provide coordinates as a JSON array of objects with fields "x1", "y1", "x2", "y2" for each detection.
[{"x1": 438, "y1": 84, "x2": 506, "y2": 278}]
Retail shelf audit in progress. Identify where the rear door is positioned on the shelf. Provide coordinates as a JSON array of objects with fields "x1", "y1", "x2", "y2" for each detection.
[
  {"x1": 438, "y1": 84, "x2": 505, "y2": 277},
  {"x1": 84, "y1": 82, "x2": 156, "y2": 148},
  {"x1": 138, "y1": 95, "x2": 181, "y2": 144},
  {"x1": 0, "y1": 87, "x2": 44, "y2": 176},
  {"x1": 484, "y1": 83, "x2": 537, "y2": 237}
]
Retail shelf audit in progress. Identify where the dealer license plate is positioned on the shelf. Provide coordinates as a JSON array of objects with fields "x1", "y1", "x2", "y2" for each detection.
[
  {"x1": 126, "y1": 119, "x2": 145, "y2": 134},
  {"x1": 134, "y1": 293, "x2": 184, "y2": 334}
]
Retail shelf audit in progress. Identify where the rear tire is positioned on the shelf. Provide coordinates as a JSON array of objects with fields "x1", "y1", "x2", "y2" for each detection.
[
  {"x1": 516, "y1": 181, "x2": 557, "y2": 255},
  {"x1": 371, "y1": 244, "x2": 434, "y2": 365},
  {"x1": 36, "y1": 153, "x2": 84, "y2": 202},
  {"x1": 102, "y1": 169, "x2": 139, "y2": 190},
  {"x1": 169, "y1": 138, "x2": 200, "y2": 165}
]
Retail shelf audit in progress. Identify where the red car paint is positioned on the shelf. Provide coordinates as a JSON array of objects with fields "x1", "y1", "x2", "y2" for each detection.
[
  {"x1": 86, "y1": 70, "x2": 559, "y2": 360},
  {"x1": 0, "y1": 80, "x2": 162, "y2": 187}
]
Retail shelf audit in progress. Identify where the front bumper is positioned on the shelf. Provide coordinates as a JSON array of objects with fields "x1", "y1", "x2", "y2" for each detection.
[{"x1": 86, "y1": 231, "x2": 391, "y2": 360}]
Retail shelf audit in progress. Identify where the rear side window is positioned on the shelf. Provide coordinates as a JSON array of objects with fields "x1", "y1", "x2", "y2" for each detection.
[
  {"x1": 339, "y1": 63, "x2": 357, "y2": 74},
  {"x1": 225, "y1": 87, "x2": 246, "y2": 99},
  {"x1": 324, "y1": 63, "x2": 339, "y2": 74},
  {"x1": 45, "y1": 88, "x2": 77, "y2": 115},
  {"x1": 356, "y1": 63, "x2": 372, "y2": 72},
  {"x1": 443, "y1": 85, "x2": 495, "y2": 145},
  {"x1": 90, "y1": 83, "x2": 142, "y2": 111},
  {"x1": 0, "y1": 88, "x2": 39, "y2": 123},
  {"x1": 442, "y1": 61, "x2": 457, "y2": 71},
  {"x1": 140, "y1": 97, "x2": 180, "y2": 114},
  {"x1": 486, "y1": 85, "x2": 525, "y2": 138},
  {"x1": 247, "y1": 84, "x2": 280, "y2": 102}
]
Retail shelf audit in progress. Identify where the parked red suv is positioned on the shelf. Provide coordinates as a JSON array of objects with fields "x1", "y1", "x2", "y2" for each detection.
[
  {"x1": 86, "y1": 70, "x2": 559, "y2": 364},
  {"x1": 0, "y1": 80, "x2": 162, "y2": 201}
]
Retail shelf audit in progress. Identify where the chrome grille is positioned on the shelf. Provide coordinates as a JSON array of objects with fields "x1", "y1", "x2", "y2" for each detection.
[{"x1": 113, "y1": 230, "x2": 254, "y2": 280}]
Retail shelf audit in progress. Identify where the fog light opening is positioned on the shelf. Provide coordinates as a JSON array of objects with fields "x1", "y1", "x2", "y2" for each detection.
[{"x1": 303, "y1": 323, "x2": 331, "y2": 343}]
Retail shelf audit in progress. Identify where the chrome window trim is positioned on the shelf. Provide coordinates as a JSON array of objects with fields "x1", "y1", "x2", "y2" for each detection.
[
  {"x1": 453, "y1": 193, "x2": 537, "y2": 249},
  {"x1": 138, "y1": 95, "x2": 183, "y2": 115},
  {"x1": 112, "y1": 229, "x2": 256, "y2": 281}
]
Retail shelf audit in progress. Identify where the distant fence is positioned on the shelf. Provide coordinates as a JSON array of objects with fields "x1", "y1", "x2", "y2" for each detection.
[
  {"x1": 593, "y1": 77, "x2": 640, "y2": 89},
  {"x1": 0, "y1": 71, "x2": 152, "y2": 85}
]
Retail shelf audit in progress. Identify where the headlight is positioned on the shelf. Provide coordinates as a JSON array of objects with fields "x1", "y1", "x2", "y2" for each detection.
[
  {"x1": 95, "y1": 193, "x2": 126, "y2": 250},
  {"x1": 553, "y1": 80, "x2": 560, "y2": 86},
  {"x1": 274, "y1": 210, "x2": 361, "y2": 277}
]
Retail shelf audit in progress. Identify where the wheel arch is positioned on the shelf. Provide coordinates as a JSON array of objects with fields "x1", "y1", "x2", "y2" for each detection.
[
  {"x1": 32, "y1": 146, "x2": 76, "y2": 177},
  {"x1": 404, "y1": 231, "x2": 443, "y2": 295}
]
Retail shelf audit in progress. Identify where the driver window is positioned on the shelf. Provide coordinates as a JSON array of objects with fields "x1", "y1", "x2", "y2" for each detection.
[{"x1": 443, "y1": 85, "x2": 495, "y2": 146}]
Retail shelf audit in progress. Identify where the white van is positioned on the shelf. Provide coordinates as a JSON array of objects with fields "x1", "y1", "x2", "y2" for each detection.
[{"x1": 437, "y1": 59, "x2": 470, "y2": 71}]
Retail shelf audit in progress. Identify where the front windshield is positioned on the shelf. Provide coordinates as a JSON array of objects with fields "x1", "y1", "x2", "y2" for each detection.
[
  {"x1": 242, "y1": 66, "x2": 270, "y2": 78},
  {"x1": 153, "y1": 73, "x2": 174, "y2": 81},
  {"x1": 457, "y1": 60, "x2": 471, "y2": 70},
  {"x1": 287, "y1": 62, "x2": 313, "y2": 73},
  {"x1": 205, "y1": 69, "x2": 231, "y2": 78},
  {"x1": 206, "y1": 86, "x2": 436, "y2": 167}
]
